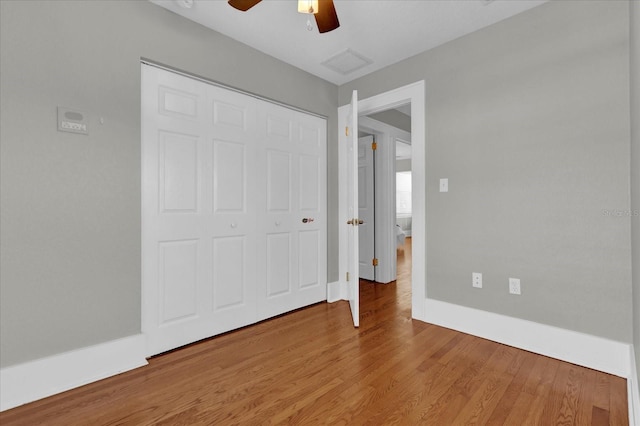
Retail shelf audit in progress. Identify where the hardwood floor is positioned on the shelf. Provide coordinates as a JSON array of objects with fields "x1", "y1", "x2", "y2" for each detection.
[{"x1": 1, "y1": 238, "x2": 628, "y2": 425}]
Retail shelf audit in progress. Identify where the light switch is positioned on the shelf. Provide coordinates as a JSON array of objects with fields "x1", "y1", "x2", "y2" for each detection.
[{"x1": 439, "y1": 178, "x2": 448, "y2": 192}]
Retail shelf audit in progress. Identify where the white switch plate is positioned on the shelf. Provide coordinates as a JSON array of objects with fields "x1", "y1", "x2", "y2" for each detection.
[
  {"x1": 472, "y1": 272, "x2": 482, "y2": 288},
  {"x1": 509, "y1": 278, "x2": 521, "y2": 295},
  {"x1": 439, "y1": 178, "x2": 448, "y2": 192}
]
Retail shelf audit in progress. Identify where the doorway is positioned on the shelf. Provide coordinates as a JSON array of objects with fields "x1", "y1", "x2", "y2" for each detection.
[
  {"x1": 338, "y1": 81, "x2": 426, "y2": 322},
  {"x1": 358, "y1": 111, "x2": 412, "y2": 285}
]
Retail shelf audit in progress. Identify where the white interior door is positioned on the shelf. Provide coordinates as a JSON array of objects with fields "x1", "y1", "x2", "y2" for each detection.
[
  {"x1": 208, "y1": 84, "x2": 260, "y2": 334},
  {"x1": 346, "y1": 91, "x2": 360, "y2": 327},
  {"x1": 142, "y1": 64, "x2": 327, "y2": 355},
  {"x1": 255, "y1": 103, "x2": 327, "y2": 321},
  {"x1": 358, "y1": 135, "x2": 375, "y2": 281}
]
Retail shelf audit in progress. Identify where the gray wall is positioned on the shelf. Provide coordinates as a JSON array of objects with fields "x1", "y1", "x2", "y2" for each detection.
[
  {"x1": 396, "y1": 159, "x2": 412, "y2": 173},
  {"x1": 368, "y1": 109, "x2": 411, "y2": 134},
  {"x1": 0, "y1": 0, "x2": 338, "y2": 368},
  {"x1": 340, "y1": 0, "x2": 632, "y2": 342},
  {"x1": 631, "y1": 0, "x2": 640, "y2": 388}
]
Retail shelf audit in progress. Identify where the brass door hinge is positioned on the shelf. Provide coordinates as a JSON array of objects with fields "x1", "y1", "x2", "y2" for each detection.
[
  {"x1": 372, "y1": 258, "x2": 379, "y2": 266},
  {"x1": 345, "y1": 126, "x2": 349, "y2": 136},
  {"x1": 372, "y1": 142, "x2": 377, "y2": 151}
]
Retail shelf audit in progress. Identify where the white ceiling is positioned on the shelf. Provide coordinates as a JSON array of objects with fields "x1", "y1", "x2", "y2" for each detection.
[{"x1": 150, "y1": 0, "x2": 547, "y2": 85}]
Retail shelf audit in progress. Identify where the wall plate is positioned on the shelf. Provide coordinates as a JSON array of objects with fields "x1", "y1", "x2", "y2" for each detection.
[
  {"x1": 58, "y1": 107, "x2": 88, "y2": 135},
  {"x1": 439, "y1": 178, "x2": 448, "y2": 192},
  {"x1": 472, "y1": 272, "x2": 482, "y2": 288}
]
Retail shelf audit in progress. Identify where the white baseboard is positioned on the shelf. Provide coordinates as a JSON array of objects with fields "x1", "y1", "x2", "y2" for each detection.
[
  {"x1": 0, "y1": 334, "x2": 147, "y2": 412},
  {"x1": 327, "y1": 280, "x2": 344, "y2": 303},
  {"x1": 629, "y1": 346, "x2": 640, "y2": 426},
  {"x1": 424, "y1": 298, "x2": 631, "y2": 378}
]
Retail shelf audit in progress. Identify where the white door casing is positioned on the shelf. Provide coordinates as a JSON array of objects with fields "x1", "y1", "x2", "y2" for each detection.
[
  {"x1": 358, "y1": 135, "x2": 375, "y2": 281},
  {"x1": 142, "y1": 64, "x2": 327, "y2": 356}
]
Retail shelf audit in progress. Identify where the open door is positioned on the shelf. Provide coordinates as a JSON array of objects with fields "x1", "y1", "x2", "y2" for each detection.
[
  {"x1": 345, "y1": 90, "x2": 360, "y2": 327},
  {"x1": 339, "y1": 81, "x2": 425, "y2": 323}
]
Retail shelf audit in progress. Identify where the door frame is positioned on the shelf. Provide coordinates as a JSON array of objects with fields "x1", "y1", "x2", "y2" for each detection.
[
  {"x1": 338, "y1": 80, "x2": 426, "y2": 321},
  {"x1": 358, "y1": 116, "x2": 412, "y2": 284}
]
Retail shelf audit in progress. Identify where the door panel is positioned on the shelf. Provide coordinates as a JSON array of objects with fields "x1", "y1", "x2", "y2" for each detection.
[
  {"x1": 299, "y1": 155, "x2": 319, "y2": 211},
  {"x1": 266, "y1": 233, "x2": 292, "y2": 297},
  {"x1": 266, "y1": 112, "x2": 293, "y2": 142},
  {"x1": 159, "y1": 240, "x2": 199, "y2": 323},
  {"x1": 266, "y1": 150, "x2": 292, "y2": 212},
  {"x1": 158, "y1": 86, "x2": 199, "y2": 119},
  {"x1": 212, "y1": 236, "x2": 246, "y2": 310},
  {"x1": 212, "y1": 140, "x2": 245, "y2": 213},
  {"x1": 299, "y1": 123, "x2": 320, "y2": 146},
  {"x1": 299, "y1": 230, "x2": 320, "y2": 288},
  {"x1": 213, "y1": 100, "x2": 246, "y2": 130},
  {"x1": 159, "y1": 132, "x2": 199, "y2": 213}
]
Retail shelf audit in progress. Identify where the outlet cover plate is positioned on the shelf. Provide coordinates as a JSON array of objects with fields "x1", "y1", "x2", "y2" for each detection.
[
  {"x1": 509, "y1": 278, "x2": 521, "y2": 295},
  {"x1": 472, "y1": 272, "x2": 482, "y2": 288}
]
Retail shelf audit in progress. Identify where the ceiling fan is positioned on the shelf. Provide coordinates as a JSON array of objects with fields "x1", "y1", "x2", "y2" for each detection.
[{"x1": 227, "y1": 0, "x2": 340, "y2": 33}]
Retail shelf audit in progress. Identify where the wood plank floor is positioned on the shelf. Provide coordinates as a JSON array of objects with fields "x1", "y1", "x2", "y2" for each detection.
[{"x1": 1, "y1": 238, "x2": 628, "y2": 425}]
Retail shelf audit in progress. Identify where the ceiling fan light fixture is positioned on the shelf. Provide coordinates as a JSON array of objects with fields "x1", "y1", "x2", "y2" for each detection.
[{"x1": 298, "y1": 0, "x2": 319, "y2": 14}]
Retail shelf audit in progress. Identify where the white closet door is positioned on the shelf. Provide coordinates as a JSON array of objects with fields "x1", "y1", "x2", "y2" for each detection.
[
  {"x1": 207, "y1": 84, "x2": 259, "y2": 335},
  {"x1": 256, "y1": 103, "x2": 327, "y2": 320},
  {"x1": 142, "y1": 64, "x2": 326, "y2": 356},
  {"x1": 142, "y1": 66, "x2": 258, "y2": 356}
]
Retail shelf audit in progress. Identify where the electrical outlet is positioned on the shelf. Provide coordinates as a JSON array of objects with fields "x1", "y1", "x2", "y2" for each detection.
[
  {"x1": 509, "y1": 278, "x2": 521, "y2": 295},
  {"x1": 472, "y1": 272, "x2": 482, "y2": 288}
]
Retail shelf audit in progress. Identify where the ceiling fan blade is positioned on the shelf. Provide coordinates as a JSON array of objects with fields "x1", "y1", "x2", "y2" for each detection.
[
  {"x1": 315, "y1": 0, "x2": 340, "y2": 33},
  {"x1": 228, "y1": 0, "x2": 262, "y2": 12}
]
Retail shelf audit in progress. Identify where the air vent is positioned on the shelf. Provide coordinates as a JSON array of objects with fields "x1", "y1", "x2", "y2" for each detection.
[
  {"x1": 321, "y1": 49, "x2": 372, "y2": 76},
  {"x1": 175, "y1": 0, "x2": 194, "y2": 9}
]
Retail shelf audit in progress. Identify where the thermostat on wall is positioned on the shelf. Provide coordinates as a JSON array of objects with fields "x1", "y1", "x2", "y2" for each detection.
[{"x1": 57, "y1": 107, "x2": 88, "y2": 135}]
